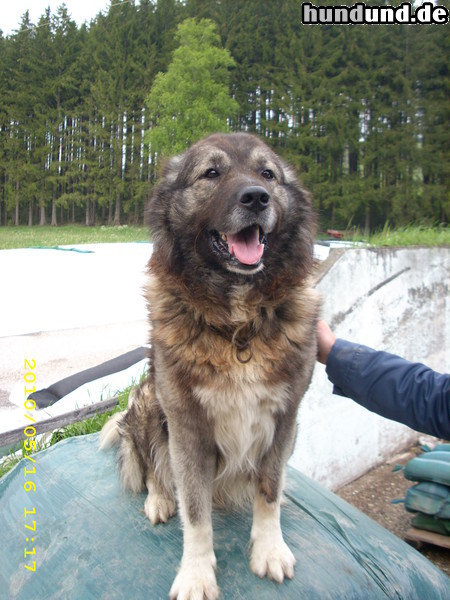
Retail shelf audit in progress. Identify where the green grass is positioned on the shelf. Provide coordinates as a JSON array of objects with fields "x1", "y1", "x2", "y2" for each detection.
[
  {"x1": 364, "y1": 224, "x2": 449, "y2": 248},
  {"x1": 0, "y1": 225, "x2": 149, "y2": 250},
  {"x1": 0, "y1": 438, "x2": 49, "y2": 479},
  {"x1": 49, "y1": 386, "x2": 130, "y2": 446},
  {"x1": 0, "y1": 387, "x2": 131, "y2": 479},
  {"x1": 331, "y1": 224, "x2": 450, "y2": 248},
  {"x1": 1, "y1": 223, "x2": 448, "y2": 251}
]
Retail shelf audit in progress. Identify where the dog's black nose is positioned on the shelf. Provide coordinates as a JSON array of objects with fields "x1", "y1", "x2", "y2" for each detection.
[{"x1": 238, "y1": 186, "x2": 270, "y2": 213}]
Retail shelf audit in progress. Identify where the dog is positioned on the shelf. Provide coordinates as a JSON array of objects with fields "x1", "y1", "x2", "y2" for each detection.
[{"x1": 100, "y1": 132, "x2": 320, "y2": 599}]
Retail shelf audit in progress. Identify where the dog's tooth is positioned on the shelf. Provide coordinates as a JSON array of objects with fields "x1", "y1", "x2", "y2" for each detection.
[{"x1": 220, "y1": 233, "x2": 227, "y2": 242}]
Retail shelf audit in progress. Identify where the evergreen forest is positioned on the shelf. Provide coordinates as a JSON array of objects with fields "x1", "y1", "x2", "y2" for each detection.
[{"x1": 0, "y1": 0, "x2": 448, "y2": 231}]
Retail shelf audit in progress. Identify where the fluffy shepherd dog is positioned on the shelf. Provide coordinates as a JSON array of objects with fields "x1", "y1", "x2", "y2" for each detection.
[{"x1": 100, "y1": 132, "x2": 320, "y2": 599}]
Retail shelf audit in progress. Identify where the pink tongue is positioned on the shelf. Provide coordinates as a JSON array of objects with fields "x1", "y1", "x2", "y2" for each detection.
[{"x1": 227, "y1": 227, "x2": 264, "y2": 265}]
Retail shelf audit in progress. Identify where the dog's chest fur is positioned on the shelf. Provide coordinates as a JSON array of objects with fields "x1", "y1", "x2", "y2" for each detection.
[
  {"x1": 194, "y1": 379, "x2": 290, "y2": 475},
  {"x1": 191, "y1": 378, "x2": 291, "y2": 507}
]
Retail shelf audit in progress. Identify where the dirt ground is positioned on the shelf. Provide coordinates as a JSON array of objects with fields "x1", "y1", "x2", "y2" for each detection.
[{"x1": 335, "y1": 439, "x2": 450, "y2": 577}]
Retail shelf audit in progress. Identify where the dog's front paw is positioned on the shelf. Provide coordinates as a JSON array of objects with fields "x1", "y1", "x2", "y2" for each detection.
[
  {"x1": 169, "y1": 556, "x2": 218, "y2": 600},
  {"x1": 144, "y1": 493, "x2": 176, "y2": 525},
  {"x1": 250, "y1": 536, "x2": 296, "y2": 583}
]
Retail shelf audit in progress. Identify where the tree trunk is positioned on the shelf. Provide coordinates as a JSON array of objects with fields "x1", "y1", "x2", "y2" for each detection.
[
  {"x1": 86, "y1": 199, "x2": 91, "y2": 226},
  {"x1": 28, "y1": 200, "x2": 33, "y2": 226},
  {"x1": 51, "y1": 198, "x2": 57, "y2": 226},
  {"x1": 113, "y1": 191, "x2": 121, "y2": 226},
  {"x1": 364, "y1": 205, "x2": 370, "y2": 237},
  {"x1": 39, "y1": 204, "x2": 46, "y2": 226},
  {"x1": 14, "y1": 180, "x2": 19, "y2": 225}
]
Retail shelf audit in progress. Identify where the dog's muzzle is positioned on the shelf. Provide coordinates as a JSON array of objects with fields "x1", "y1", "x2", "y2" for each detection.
[{"x1": 208, "y1": 183, "x2": 278, "y2": 275}]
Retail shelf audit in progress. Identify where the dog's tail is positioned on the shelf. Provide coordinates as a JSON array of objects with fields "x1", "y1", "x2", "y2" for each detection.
[
  {"x1": 99, "y1": 386, "x2": 140, "y2": 450},
  {"x1": 99, "y1": 387, "x2": 146, "y2": 494},
  {"x1": 99, "y1": 411, "x2": 125, "y2": 450}
]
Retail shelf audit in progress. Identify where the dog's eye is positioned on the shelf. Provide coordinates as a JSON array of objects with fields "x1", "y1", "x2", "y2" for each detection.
[
  {"x1": 261, "y1": 169, "x2": 275, "y2": 180},
  {"x1": 203, "y1": 168, "x2": 220, "y2": 179}
]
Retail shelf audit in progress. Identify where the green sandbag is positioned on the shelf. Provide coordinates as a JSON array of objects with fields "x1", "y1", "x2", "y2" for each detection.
[
  {"x1": 414, "y1": 451, "x2": 450, "y2": 463},
  {"x1": 405, "y1": 482, "x2": 450, "y2": 518},
  {"x1": 431, "y1": 444, "x2": 450, "y2": 453},
  {"x1": 421, "y1": 444, "x2": 450, "y2": 453},
  {"x1": 412, "y1": 513, "x2": 450, "y2": 536},
  {"x1": 404, "y1": 452, "x2": 450, "y2": 486}
]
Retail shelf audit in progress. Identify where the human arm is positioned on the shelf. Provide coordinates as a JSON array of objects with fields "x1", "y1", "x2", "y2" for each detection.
[{"x1": 317, "y1": 320, "x2": 450, "y2": 439}]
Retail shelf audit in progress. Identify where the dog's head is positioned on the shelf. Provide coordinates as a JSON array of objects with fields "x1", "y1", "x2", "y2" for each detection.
[{"x1": 147, "y1": 133, "x2": 315, "y2": 284}]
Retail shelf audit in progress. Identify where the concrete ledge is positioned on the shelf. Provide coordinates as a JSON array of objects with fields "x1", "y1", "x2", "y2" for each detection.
[{"x1": 290, "y1": 246, "x2": 450, "y2": 490}]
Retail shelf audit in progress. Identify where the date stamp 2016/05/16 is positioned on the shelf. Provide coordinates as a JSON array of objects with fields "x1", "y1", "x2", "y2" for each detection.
[
  {"x1": 23, "y1": 358, "x2": 38, "y2": 573},
  {"x1": 302, "y1": 2, "x2": 449, "y2": 25}
]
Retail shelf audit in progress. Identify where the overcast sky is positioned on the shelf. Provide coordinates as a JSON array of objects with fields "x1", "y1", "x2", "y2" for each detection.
[{"x1": 1, "y1": 1, "x2": 113, "y2": 36}]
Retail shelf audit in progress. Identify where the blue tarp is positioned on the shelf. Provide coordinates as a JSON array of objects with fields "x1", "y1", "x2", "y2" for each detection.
[{"x1": 1, "y1": 433, "x2": 449, "y2": 599}]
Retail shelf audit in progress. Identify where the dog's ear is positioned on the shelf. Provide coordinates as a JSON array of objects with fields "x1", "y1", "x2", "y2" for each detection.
[
  {"x1": 145, "y1": 153, "x2": 186, "y2": 272},
  {"x1": 280, "y1": 160, "x2": 300, "y2": 186},
  {"x1": 281, "y1": 160, "x2": 312, "y2": 204},
  {"x1": 146, "y1": 153, "x2": 185, "y2": 228},
  {"x1": 160, "y1": 154, "x2": 184, "y2": 185},
  {"x1": 146, "y1": 153, "x2": 184, "y2": 227}
]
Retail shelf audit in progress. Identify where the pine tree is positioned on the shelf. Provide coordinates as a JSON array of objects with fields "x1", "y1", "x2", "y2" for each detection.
[
  {"x1": 3, "y1": 11, "x2": 39, "y2": 225},
  {"x1": 145, "y1": 18, "x2": 238, "y2": 158},
  {"x1": 414, "y1": 19, "x2": 449, "y2": 224}
]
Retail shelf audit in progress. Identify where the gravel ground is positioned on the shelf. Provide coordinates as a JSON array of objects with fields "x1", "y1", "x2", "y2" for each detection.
[{"x1": 336, "y1": 441, "x2": 450, "y2": 577}]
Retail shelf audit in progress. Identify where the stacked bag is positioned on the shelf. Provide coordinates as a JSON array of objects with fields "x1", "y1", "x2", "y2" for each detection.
[{"x1": 400, "y1": 444, "x2": 450, "y2": 537}]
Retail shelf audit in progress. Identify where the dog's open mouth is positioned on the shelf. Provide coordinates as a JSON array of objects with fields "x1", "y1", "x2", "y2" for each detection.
[{"x1": 210, "y1": 225, "x2": 267, "y2": 269}]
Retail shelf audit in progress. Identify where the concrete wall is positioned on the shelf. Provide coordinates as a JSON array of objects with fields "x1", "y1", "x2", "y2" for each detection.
[
  {"x1": 289, "y1": 247, "x2": 450, "y2": 490},
  {"x1": 2, "y1": 244, "x2": 447, "y2": 489}
]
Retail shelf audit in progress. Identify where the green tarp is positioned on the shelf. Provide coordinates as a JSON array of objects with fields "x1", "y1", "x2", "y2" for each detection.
[{"x1": 1, "y1": 433, "x2": 449, "y2": 599}]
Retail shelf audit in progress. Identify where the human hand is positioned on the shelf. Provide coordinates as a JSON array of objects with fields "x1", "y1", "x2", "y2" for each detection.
[{"x1": 316, "y1": 319, "x2": 336, "y2": 365}]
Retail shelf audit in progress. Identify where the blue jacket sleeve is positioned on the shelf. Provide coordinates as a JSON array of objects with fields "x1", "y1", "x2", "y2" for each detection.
[{"x1": 326, "y1": 339, "x2": 450, "y2": 440}]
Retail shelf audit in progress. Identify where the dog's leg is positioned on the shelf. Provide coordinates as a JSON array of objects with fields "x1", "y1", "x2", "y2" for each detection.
[
  {"x1": 170, "y1": 520, "x2": 217, "y2": 600},
  {"x1": 250, "y1": 413, "x2": 297, "y2": 583},
  {"x1": 167, "y1": 415, "x2": 219, "y2": 600},
  {"x1": 109, "y1": 380, "x2": 178, "y2": 524},
  {"x1": 144, "y1": 473, "x2": 176, "y2": 525},
  {"x1": 250, "y1": 479, "x2": 296, "y2": 583}
]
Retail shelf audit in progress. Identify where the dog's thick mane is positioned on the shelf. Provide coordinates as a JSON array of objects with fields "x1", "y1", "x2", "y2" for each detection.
[{"x1": 146, "y1": 266, "x2": 318, "y2": 384}]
